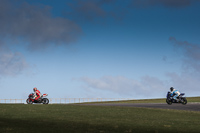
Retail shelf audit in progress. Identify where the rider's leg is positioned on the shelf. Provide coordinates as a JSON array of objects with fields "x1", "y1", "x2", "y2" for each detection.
[
  {"x1": 173, "y1": 94, "x2": 179, "y2": 100},
  {"x1": 35, "y1": 96, "x2": 41, "y2": 102}
]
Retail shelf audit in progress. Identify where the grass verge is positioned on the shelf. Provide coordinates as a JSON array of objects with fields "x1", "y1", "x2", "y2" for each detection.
[
  {"x1": 80, "y1": 96, "x2": 200, "y2": 104},
  {"x1": 0, "y1": 104, "x2": 200, "y2": 133}
]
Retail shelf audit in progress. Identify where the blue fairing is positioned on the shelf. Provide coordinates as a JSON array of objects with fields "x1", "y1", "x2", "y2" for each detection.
[
  {"x1": 166, "y1": 92, "x2": 185, "y2": 98},
  {"x1": 166, "y1": 92, "x2": 171, "y2": 98},
  {"x1": 180, "y1": 93, "x2": 185, "y2": 96}
]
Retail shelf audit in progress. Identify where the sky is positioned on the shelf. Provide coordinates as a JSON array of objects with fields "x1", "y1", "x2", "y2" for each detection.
[{"x1": 0, "y1": 0, "x2": 200, "y2": 99}]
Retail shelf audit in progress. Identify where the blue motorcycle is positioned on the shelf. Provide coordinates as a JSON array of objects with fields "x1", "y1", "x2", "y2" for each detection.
[{"x1": 166, "y1": 91, "x2": 187, "y2": 105}]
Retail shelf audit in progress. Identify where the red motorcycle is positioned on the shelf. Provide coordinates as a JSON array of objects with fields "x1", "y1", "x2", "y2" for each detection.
[{"x1": 26, "y1": 93, "x2": 49, "y2": 104}]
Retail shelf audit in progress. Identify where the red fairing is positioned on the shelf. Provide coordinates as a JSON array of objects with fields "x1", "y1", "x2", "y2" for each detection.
[{"x1": 30, "y1": 98, "x2": 34, "y2": 102}]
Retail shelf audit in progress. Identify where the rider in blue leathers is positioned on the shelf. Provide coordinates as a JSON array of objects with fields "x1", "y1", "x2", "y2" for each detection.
[{"x1": 170, "y1": 87, "x2": 180, "y2": 101}]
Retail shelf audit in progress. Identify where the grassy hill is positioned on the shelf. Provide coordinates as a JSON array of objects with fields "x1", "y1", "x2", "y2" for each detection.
[
  {"x1": 80, "y1": 96, "x2": 200, "y2": 104},
  {"x1": 0, "y1": 97, "x2": 200, "y2": 133}
]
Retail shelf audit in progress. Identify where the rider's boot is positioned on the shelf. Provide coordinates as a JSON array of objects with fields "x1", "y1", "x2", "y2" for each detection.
[
  {"x1": 38, "y1": 98, "x2": 42, "y2": 102},
  {"x1": 175, "y1": 99, "x2": 179, "y2": 102}
]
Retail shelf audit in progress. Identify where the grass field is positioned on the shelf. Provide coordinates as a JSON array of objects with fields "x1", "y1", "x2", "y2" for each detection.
[
  {"x1": 0, "y1": 102, "x2": 200, "y2": 133},
  {"x1": 83, "y1": 96, "x2": 200, "y2": 104}
]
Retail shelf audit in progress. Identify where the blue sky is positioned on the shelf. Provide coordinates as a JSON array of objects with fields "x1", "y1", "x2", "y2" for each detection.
[{"x1": 0, "y1": 0, "x2": 200, "y2": 99}]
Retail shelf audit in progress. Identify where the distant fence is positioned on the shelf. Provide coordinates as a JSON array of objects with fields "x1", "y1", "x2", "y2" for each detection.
[
  {"x1": 0, "y1": 98, "x2": 134, "y2": 104},
  {"x1": 0, "y1": 99, "x2": 25, "y2": 104}
]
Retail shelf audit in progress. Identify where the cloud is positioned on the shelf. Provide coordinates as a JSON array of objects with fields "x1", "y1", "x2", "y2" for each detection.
[
  {"x1": 66, "y1": 0, "x2": 125, "y2": 22},
  {"x1": 169, "y1": 37, "x2": 200, "y2": 72},
  {"x1": 167, "y1": 37, "x2": 200, "y2": 96},
  {"x1": 76, "y1": 37, "x2": 200, "y2": 98},
  {"x1": 0, "y1": 38, "x2": 28, "y2": 77},
  {"x1": 78, "y1": 76, "x2": 167, "y2": 98},
  {"x1": 166, "y1": 72, "x2": 200, "y2": 96},
  {"x1": 0, "y1": 0, "x2": 82, "y2": 51},
  {"x1": 169, "y1": 37, "x2": 200, "y2": 61},
  {"x1": 0, "y1": 50, "x2": 28, "y2": 76},
  {"x1": 131, "y1": 0, "x2": 197, "y2": 8},
  {"x1": 67, "y1": 0, "x2": 106, "y2": 21},
  {"x1": 65, "y1": 0, "x2": 199, "y2": 24}
]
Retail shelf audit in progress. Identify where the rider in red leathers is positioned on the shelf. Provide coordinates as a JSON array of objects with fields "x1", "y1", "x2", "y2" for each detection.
[{"x1": 33, "y1": 87, "x2": 42, "y2": 101}]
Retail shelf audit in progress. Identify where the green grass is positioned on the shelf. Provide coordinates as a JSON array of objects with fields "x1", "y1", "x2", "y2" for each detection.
[
  {"x1": 82, "y1": 96, "x2": 200, "y2": 104},
  {"x1": 0, "y1": 104, "x2": 200, "y2": 133},
  {"x1": 186, "y1": 97, "x2": 200, "y2": 102}
]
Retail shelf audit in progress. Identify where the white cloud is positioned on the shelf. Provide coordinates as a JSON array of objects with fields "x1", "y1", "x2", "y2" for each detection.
[
  {"x1": 76, "y1": 37, "x2": 200, "y2": 98},
  {"x1": 78, "y1": 75, "x2": 167, "y2": 98}
]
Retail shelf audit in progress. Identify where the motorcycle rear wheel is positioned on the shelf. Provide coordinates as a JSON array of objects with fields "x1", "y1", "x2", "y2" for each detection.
[
  {"x1": 166, "y1": 99, "x2": 172, "y2": 105},
  {"x1": 181, "y1": 98, "x2": 187, "y2": 105}
]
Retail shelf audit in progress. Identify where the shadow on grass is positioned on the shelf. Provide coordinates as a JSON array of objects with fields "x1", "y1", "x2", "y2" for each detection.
[{"x1": 0, "y1": 117, "x2": 171, "y2": 133}]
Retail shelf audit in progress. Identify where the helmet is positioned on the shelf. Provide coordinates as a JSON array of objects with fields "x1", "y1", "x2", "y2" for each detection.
[
  {"x1": 170, "y1": 87, "x2": 174, "y2": 92},
  {"x1": 33, "y1": 87, "x2": 37, "y2": 92}
]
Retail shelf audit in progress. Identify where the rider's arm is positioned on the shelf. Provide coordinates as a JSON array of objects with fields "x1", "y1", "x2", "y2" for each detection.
[
  {"x1": 34, "y1": 92, "x2": 37, "y2": 98},
  {"x1": 36, "y1": 92, "x2": 40, "y2": 97}
]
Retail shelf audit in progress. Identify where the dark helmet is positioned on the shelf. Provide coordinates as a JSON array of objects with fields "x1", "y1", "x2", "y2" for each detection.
[
  {"x1": 170, "y1": 87, "x2": 174, "y2": 91},
  {"x1": 33, "y1": 87, "x2": 37, "y2": 92}
]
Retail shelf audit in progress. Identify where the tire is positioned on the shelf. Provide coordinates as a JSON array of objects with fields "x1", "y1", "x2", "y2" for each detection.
[
  {"x1": 42, "y1": 98, "x2": 49, "y2": 104},
  {"x1": 166, "y1": 99, "x2": 172, "y2": 105},
  {"x1": 181, "y1": 98, "x2": 187, "y2": 105},
  {"x1": 26, "y1": 99, "x2": 33, "y2": 104}
]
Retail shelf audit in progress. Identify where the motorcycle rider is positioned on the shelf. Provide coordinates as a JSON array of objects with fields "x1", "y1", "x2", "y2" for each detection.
[
  {"x1": 170, "y1": 87, "x2": 180, "y2": 101},
  {"x1": 33, "y1": 87, "x2": 42, "y2": 102}
]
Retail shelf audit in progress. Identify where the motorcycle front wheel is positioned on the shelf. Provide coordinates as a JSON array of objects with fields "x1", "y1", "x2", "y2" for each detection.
[
  {"x1": 166, "y1": 99, "x2": 172, "y2": 105},
  {"x1": 26, "y1": 99, "x2": 33, "y2": 104},
  {"x1": 42, "y1": 98, "x2": 49, "y2": 104}
]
